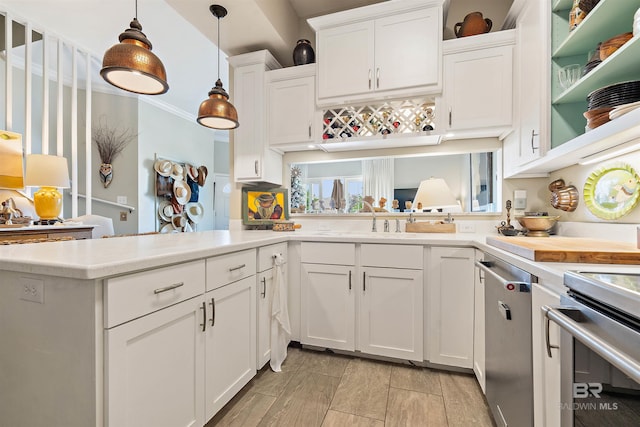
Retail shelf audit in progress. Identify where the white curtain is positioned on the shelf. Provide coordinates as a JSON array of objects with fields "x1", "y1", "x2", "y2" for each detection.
[{"x1": 362, "y1": 158, "x2": 394, "y2": 206}]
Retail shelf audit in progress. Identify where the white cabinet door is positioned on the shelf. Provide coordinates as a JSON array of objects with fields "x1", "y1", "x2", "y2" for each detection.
[
  {"x1": 317, "y1": 21, "x2": 374, "y2": 100},
  {"x1": 204, "y1": 276, "x2": 256, "y2": 419},
  {"x1": 473, "y1": 250, "x2": 486, "y2": 393},
  {"x1": 106, "y1": 296, "x2": 205, "y2": 427},
  {"x1": 516, "y1": 0, "x2": 549, "y2": 165},
  {"x1": 442, "y1": 45, "x2": 513, "y2": 131},
  {"x1": 230, "y1": 52, "x2": 283, "y2": 185},
  {"x1": 374, "y1": 8, "x2": 439, "y2": 92},
  {"x1": 428, "y1": 247, "x2": 475, "y2": 368},
  {"x1": 359, "y1": 267, "x2": 423, "y2": 361},
  {"x1": 300, "y1": 263, "x2": 355, "y2": 351},
  {"x1": 532, "y1": 284, "x2": 561, "y2": 427},
  {"x1": 256, "y1": 268, "x2": 273, "y2": 369},
  {"x1": 268, "y1": 74, "x2": 315, "y2": 146}
]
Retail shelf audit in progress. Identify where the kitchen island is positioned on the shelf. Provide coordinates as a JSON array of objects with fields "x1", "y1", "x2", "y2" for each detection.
[{"x1": 1, "y1": 230, "x2": 637, "y2": 427}]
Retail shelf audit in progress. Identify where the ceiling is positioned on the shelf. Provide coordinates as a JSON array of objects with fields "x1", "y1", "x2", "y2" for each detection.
[{"x1": 1, "y1": 0, "x2": 386, "y2": 118}]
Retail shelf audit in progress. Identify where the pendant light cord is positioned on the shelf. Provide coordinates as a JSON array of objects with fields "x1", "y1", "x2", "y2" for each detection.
[
  {"x1": 217, "y1": 14, "x2": 221, "y2": 79},
  {"x1": 135, "y1": 0, "x2": 138, "y2": 19}
]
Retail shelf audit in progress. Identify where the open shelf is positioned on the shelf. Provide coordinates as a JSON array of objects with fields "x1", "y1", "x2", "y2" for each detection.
[
  {"x1": 553, "y1": 0, "x2": 640, "y2": 58},
  {"x1": 553, "y1": 36, "x2": 640, "y2": 104}
]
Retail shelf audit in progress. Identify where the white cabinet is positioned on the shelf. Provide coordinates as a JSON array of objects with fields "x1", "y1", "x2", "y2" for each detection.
[
  {"x1": 427, "y1": 246, "x2": 475, "y2": 368},
  {"x1": 301, "y1": 263, "x2": 355, "y2": 351},
  {"x1": 104, "y1": 261, "x2": 207, "y2": 427},
  {"x1": 267, "y1": 64, "x2": 318, "y2": 149},
  {"x1": 504, "y1": 0, "x2": 550, "y2": 177},
  {"x1": 229, "y1": 50, "x2": 283, "y2": 185},
  {"x1": 310, "y1": 1, "x2": 442, "y2": 106},
  {"x1": 473, "y1": 249, "x2": 486, "y2": 393},
  {"x1": 106, "y1": 296, "x2": 206, "y2": 427},
  {"x1": 300, "y1": 242, "x2": 356, "y2": 351},
  {"x1": 360, "y1": 244, "x2": 423, "y2": 361},
  {"x1": 256, "y1": 243, "x2": 288, "y2": 369},
  {"x1": 300, "y1": 242, "x2": 423, "y2": 361},
  {"x1": 532, "y1": 283, "x2": 561, "y2": 427},
  {"x1": 440, "y1": 31, "x2": 514, "y2": 136},
  {"x1": 204, "y1": 276, "x2": 256, "y2": 419},
  {"x1": 360, "y1": 266, "x2": 423, "y2": 361}
]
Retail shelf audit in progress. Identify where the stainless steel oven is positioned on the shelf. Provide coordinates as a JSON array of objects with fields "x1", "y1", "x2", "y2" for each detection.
[{"x1": 543, "y1": 271, "x2": 640, "y2": 426}]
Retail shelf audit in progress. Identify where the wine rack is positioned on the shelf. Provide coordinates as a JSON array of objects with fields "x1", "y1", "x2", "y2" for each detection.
[{"x1": 322, "y1": 98, "x2": 436, "y2": 140}]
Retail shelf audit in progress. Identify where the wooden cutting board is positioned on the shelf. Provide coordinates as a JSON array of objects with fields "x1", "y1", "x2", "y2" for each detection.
[{"x1": 487, "y1": 236, "x2": 640, "y2": 264}]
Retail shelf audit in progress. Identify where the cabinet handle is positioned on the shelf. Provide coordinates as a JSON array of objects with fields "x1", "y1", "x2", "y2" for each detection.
[
  {"x1": 368, "y1": 69, "x2": 372, "y2": 90},
  {"x1": 449, "y1": 108, "x2": 452, "y2": 127},
  {"x1": 254, "y1": 160, "x2": 259, "y2": 175},
  {"x1": 478, "y1": 266, "x2": 484, "y2": 284},
  {"x1": 210, "y1": 297, "x2": 216, "y2": 327},
  {"x1": 376, "y1": 68, "x2": 380, "y2": 88},
  {"x1": 229, "y1": 263, "x2": 246, "y2": 272},
  {"x1": 308, "y1": 123, "x2": 312, "y2": 139},
  {"x1": 531, "y1": 129, "x2": 539, "y2": 152},
  {"x1": 153, "y1": 282, "x2": 184, "y2": 294},
  {"x1": 441, "y1": 256, "x2": 470, "y2": 260},
  {"x1": 200, "y1": 301, "x2": 207, "y2": 332},
  {"x1": 261, "y1": 277, "x2": 266, "y2": 298},
  {"x1": 348, "y1": 270, "x2": 352, "y2": 290},
  {"x1": 363, "y1": 272, "x2": 366, "y2": 292}
]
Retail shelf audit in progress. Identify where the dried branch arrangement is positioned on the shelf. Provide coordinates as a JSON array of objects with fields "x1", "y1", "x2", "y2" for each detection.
[{"x1": 92, "y1": 118, "x2": 136, "y2": 164}]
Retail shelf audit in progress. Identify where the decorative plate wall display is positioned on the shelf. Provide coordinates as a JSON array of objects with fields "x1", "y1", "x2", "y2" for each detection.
[{"x1": 583, "y1": 163, "x2": 640, "y2": 219}]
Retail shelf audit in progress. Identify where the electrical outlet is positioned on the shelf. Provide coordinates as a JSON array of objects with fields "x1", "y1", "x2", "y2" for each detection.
[
  {"x1": 459, "y1": 223, "x2": 476, "y2": 233},
  {"x1": 120, "y1": 211, "x2": 127, "y2": 221},
  {"x1": 117, "y1": 196, "x2": 127, "y2": 205},
  {"x1": 20, "y1": 277, "x2": 44, "y2": 303}
]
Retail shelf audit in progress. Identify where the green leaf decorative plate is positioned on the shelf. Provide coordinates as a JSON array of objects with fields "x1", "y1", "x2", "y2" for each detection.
[{"x1": 583, "y1": 163, "x2": 640, "y2": 220}]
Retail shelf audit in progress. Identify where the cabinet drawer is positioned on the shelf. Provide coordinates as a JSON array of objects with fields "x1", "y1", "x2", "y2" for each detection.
[
  {"x1": 301, "y1": 242, "x2": 356, "y2": 265},
  {"x1": 206, "y1": 249, "x2": 257, "y2": 291},
  {"x1": 105, "y1": 260, "x2": 205, "y2": 328},
  {"x1": 361, "y1": 244, "x2": 422, "y2": 269},
  {"x1": 257, "y1": 243, "x2": 287, "y2": 272}
]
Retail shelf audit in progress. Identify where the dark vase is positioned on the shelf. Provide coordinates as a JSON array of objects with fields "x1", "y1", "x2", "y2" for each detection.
[{"x1": 293, "y1": 39, "x2": 315, "y2": 65}]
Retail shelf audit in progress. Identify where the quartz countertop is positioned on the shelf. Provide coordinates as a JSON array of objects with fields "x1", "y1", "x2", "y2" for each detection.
[{"x1": 0, "y1": 230, "x2": 637, "y2": 289}]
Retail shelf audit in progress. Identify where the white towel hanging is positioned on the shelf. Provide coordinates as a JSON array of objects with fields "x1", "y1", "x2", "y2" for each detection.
[{"x1": 270, "y1": 253, "x2": 290, "y2": 372}]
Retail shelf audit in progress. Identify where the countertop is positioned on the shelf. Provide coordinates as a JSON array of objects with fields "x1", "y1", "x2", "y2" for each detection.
[{"x1": 1, "y1": 230, "x2": 638, "y2": 291}]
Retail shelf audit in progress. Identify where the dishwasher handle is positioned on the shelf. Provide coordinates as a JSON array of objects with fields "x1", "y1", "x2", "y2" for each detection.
[{"x1": 475, "y1": 260, "x2": 532, "y2": 293}]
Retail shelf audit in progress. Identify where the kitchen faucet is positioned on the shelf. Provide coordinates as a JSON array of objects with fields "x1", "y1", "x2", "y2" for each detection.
[{"x1": 361, "y1": 200, "x2": 377, "y2": 232}]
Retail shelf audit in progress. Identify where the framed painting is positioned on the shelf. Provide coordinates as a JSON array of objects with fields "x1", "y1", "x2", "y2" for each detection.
[
  {"x1": 242, "y1": 187, "x2": 289, "y2": 225},
  {"x1": 0, "y1": 130, "x2": 24, "y2": 189}
]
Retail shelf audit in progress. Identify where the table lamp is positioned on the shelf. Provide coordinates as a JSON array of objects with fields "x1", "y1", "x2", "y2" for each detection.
[
  {"x1": 25, "y1": 154, "x2": 70, "y2": 221},
  {"x1": 0, "y1": 130, "x2": 24, "y2": 190},
  {"x1": 412, "y1": 178, "x2": 459, "y2": 212}
]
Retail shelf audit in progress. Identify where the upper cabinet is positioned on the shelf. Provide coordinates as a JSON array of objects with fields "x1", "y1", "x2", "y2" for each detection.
[
  {"x1": 439, "y1": 30, "x2": 515, "y2": 139},
  {"x1": 267, "y1": 64, "x2": 319, "y2": 150},
  {"x1": 229, "y1": 51, "x2": 284, "y2": 185},
  {"x1": 309, "y1": 0, "x2": 443, "y2": 107}
]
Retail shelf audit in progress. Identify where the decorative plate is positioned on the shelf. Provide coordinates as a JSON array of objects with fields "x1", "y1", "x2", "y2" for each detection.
[{"x1": 583, "y1": 163, "x2": 640, "y2": 219}]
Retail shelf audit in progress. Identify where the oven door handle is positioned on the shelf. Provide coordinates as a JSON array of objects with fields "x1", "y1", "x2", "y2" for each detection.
[{"x1": 543, "y1": 305, "x2": 640, "y2": 384}]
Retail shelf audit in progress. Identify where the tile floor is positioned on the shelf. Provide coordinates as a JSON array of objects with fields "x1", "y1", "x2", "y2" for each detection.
[{"x1": 206, "y1": 346, "x2": 495, "y2": 427}]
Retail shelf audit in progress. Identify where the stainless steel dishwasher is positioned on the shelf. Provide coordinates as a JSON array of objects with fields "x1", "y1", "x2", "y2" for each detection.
[{"x1": 477, "y1": 254, "x2": 537, "y2": 427}]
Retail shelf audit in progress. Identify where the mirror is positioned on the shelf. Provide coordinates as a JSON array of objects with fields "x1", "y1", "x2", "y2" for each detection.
[{"x1": 290, "y1": 151, "x2": 500, "y2": 214}]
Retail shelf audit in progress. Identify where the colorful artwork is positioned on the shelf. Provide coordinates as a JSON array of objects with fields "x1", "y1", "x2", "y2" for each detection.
[
  {"x1": 583, "y1": 163, "x2": 640, "y2": 220},
  {"x1": 242, "y1": 188, "x2": 289, "y2": 225}
]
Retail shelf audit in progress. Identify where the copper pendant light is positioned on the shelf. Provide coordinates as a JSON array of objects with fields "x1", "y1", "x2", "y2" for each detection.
[
  {"x1": 197, "y1": 4, "x2": 239, "y2": 130},
  {"x1": 101, "y1": 0, "x2": 169, "y2": 95}
]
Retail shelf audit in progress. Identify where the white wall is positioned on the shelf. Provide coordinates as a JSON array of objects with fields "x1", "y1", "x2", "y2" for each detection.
[{"x1": 137, "y1": 102, "x2": 217, "y2": 233}]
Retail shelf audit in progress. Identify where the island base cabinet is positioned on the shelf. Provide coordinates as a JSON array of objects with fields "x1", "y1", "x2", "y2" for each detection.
[
  {"x1": 300, "y1": 263, "x2": 355, "y2": 351},
  {"x1": 105, "y1": 296, "x2": 206, "y2": 427},
  {"x1": 359, "y1": 267, "x2": 423, "y2": 361},
  {"x1": 427, "y1": 247, "x2": 475, "y2": 368},
  {"x1": 205, "y1": 276, "x2": 256, "y2": 420}
]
